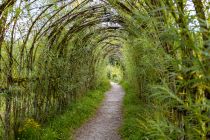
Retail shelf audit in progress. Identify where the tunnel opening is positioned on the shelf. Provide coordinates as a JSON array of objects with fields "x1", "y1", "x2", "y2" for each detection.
[{"x1": 106, "y1": 54, "x2": 123, "y2": 83}]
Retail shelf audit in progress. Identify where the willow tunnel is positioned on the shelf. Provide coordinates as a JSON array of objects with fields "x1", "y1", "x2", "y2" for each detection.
[{"x1": 0, "y1": 0, "x2": 210, "y2": 140}]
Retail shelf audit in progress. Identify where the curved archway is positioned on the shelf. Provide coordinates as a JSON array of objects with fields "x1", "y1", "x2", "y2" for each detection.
[{"x1": 0, "y1": 0, "x2": 209, "y2": 139}]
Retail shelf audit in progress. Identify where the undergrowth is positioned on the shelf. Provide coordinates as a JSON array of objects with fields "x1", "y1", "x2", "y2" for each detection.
[
  {"x1": 20, "y1": 81, "x2": 110, "y2": 140},
  {"x1": 120, "y1": 81, "x2": 143, "y2": 140}
]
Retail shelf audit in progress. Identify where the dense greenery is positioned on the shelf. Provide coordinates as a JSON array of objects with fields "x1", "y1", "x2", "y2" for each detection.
[
  {"x1": 19, "y1": 81, "x2": 110, "y2": 140},
  {"x1": 119, "y1": 0, "x2": 210, "y2": 139},
  {"x1": 0, "y1": 0, "x2": 209, "y2": 140},
  {"x1": 0, "y1": 1, "x2": 111, "y2": 139},
  {"x1": 120, "y1": 82, "x2": 143, "y2": 139}
]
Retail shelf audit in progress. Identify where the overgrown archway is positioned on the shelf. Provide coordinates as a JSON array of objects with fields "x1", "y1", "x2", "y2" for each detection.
[{"x1": 0, "y1": 0, "x2": 209, "y2": 139}]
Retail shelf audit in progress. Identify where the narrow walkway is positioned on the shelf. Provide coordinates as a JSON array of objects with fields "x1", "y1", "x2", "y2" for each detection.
[{"x1": 74, "y1": 82, "x2": 125, "y2": 140}]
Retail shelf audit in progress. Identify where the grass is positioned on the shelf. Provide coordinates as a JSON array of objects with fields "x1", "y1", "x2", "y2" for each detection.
[
  {"x1": 21, "y1": 81, "x2": 110, "y2": 140},
  {"x1": 43, "y1": 81, "x2": 110, "y2": 140},
  {"x1": 119, "y1": 81, "x2": 143, "y2": 140},
  {"x1": 120, "y1": 82, "x2": 185, "y2": 140}
]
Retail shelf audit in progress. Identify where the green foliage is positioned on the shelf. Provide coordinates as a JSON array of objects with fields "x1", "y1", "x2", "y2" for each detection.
[
  {"x1": 116, "y1": 0, "x2": 210, "y2": 139},
  {"x1": 0, "y1": 0, "x2": 209, "y2": 139},
  {"x1": 120, "y1": 82, "x2": 184, "y2": 140},
  {"x1": 1, "y1": 0, "x2": 115, "y2": 134},
  {"x1": 27, "y1": 80, "x2": 110, "y2": 140},
  {"x1": 120, "y1": 82, "x2": 142, "y2": 140},
  {"x1": 107, "y1": 64, "x2": 123, "y2": 83},
  {"x1": 18, "y1": 119, "x2": 41, "y2": 140}
]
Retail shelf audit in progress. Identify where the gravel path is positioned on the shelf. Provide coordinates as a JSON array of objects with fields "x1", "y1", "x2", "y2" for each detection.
[{"x1": 74, "y1": 82, "x2": 125, "y2": 140}]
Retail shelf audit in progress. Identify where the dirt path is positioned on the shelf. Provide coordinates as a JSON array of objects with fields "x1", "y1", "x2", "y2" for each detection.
[{"x1": 74, "y1": 82, "x2": 125, "y2": 140}]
